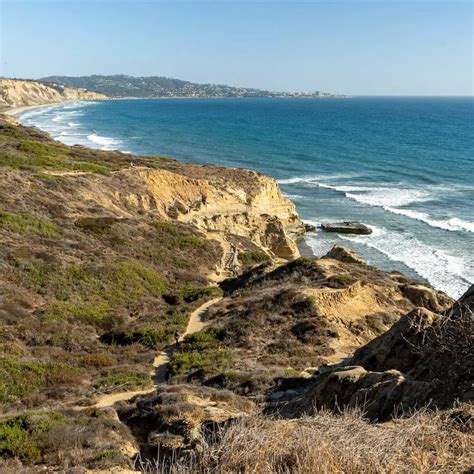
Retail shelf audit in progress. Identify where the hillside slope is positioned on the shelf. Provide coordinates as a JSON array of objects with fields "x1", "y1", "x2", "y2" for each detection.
[
  {"x1": 39, "y1": 74, "x2": 338, "y2": 98},
  {"x1": 0, "y1": 114, "x2": 304, "y2": 412},
  {"x1": 0, "y1": 78, "x2": 107, "y2": 109}
]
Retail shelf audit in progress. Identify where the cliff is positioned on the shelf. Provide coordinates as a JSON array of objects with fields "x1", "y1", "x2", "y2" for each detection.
[
  {"x1": 294, "y1": 283, "x2": 473, "y2": 421},
  {"x1": 0, "y1": 117, "x2": 303, "y2": 264},
  {"x1": 0, "y1": 78, "x2": 107, "y2": 109}
]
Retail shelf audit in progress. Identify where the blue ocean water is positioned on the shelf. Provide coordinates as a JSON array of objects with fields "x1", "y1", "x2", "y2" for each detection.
[{"x1": 18, "y1": 97, "x2": 473, "y2": 298}]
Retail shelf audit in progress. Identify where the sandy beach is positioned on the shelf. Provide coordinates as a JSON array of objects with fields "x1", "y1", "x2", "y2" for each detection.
[{"x1": 3, "y1": 101, "x2": 69, "y2": 117}]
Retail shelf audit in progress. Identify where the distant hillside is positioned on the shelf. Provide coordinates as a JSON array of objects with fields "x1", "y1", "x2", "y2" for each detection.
[
  {"x1": 39, "y1": 74, "x2": 339, "y2": 99},
  {"x1": 0, "y1": 78, "x2": 107, "y2": 109}
]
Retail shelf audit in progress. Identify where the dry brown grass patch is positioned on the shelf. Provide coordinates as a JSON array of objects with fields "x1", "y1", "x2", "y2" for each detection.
[{"x1": 137, "y1": 406, "x2": 473, "y2": 473}]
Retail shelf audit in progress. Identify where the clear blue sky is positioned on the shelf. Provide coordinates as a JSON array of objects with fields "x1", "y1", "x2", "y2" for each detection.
[{"x1": 1, "y1": 0, "x2": 472, "y2": 95}]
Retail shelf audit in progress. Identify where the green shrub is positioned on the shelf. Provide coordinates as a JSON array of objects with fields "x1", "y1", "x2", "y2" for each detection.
[
  {"x1": 177, "y1": 235, "x2": 204, "y2": 248},
  {"x1": 169, "y1": 330, "x2": 232, "y2": 376},
  {"x1": 0, "y1": 210, "x2": 60, "y2": 238},
  {"x1": 69, "y1": 161, "x2": 109, "y2": 174},
  {"x1": 0, "y1": 412, "x2": 65, "y2": 463},
  {"x1": 180, "y1": 330, "x2": 222, "y2": 351},
  {"x1": 168, "y1": 348, "x2": 232, "y2": 377},
  {"x1": 0, "y1": 137, "x2": 112, "y2": 173},
  {"x1": 238, "y1": 251, "x2": 270, "y2": 266},
  {"x1": 328, "y1": 274, "x2": 356, "y2": 288},
  {"x1": 12, "y1": 259, "x2": 166, "y2": 326},
  {"x1": 0, "y1": 356, "x2": 81, "y2": 403},
  {"x1": 119, "y1": 328, "x2": 168, "y2": 349},
  {"x1": 152, "y1": 219, "x2": 180, "y2": 235},
  {"x1": 44, "y1": 301, "x2": 111, "y2": 322},
  {"x1": 93, "y1": 370, "x2": 150, "y2": 391},
  {"x1": 19, "y1": 139, "x2": 65, "y2": 157},
  {"x1": 153, "y1": 220, "x2": 205, "y2": 249},
  {"x1": 0, "y1": 149, "x2": 64, "y2": 169},
  {"x1": 101, "y1": 309, "x2": 189, "y2": 348},
  {"x1": 179, "y1": 284, "x2": 223, "y2": 302},
  {"x1": 79, "y1": 354, "x2": 115, "y2": 368}
]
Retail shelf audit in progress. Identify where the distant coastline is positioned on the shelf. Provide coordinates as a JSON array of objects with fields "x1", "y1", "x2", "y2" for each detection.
[{"x1": 39, "y1": 74, "x2": 345, "y2": 99}]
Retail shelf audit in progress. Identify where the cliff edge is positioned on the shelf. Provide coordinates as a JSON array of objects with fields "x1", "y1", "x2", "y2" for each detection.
[{"x1": 0, "y1": 78, "x2": 107, "y2": 109}]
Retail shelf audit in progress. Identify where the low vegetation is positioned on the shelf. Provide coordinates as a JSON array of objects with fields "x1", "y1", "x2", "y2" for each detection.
[
  {"x1": 0, "y1": 210, "x2": 60, "y2": 238},
  {"x1": 0, "y1": 409, "x2": 134, "y2": 470},
  {"x1": 138, "y1": 407, "x2": 474, "y2": 473},
  {"x1": 0, "y1": 356, "x2": 80, "y2": 404},
  {"x1": 168, "y1": 330, "x2": 232, "y2": 377},
  {"x1": 93, "y1": 369, "x2": 150, "y2": 392},
  {"x1": 10, "y1": 258, "x2": 166, "y2": 327},
  {"x1": 0, "y1": 411, "x2": 66, "y2": 463},
  {"x1": 0, "y1": 122, "x2": 170, "y2": 172},
  {"x1": 238, "y1": 250, "x2": 270, "y2": 266},
  {"x1": 179, "y1": 284, "x2": 223, "y2": 302}
]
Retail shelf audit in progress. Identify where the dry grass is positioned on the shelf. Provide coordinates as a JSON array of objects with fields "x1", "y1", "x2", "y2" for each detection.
[{"x1": 135, "y1": 406, "x2": 473, "y2": 473}]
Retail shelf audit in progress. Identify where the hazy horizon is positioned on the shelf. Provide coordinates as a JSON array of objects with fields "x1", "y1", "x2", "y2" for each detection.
[{"x1": 1, "y1": 0, "x2": 473, "y2": 96}]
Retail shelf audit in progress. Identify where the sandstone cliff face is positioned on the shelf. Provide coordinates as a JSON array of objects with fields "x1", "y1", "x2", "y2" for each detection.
[
  {"x1": 294, "y1": 285, "x2": 473, "y2": 420},
  {"x1": 1, "y1": 164, "x2": 303, "y2": 261},
  {"x1": 0, "y1": 78, "x2": 107, "y2": 108},
  {"x1": 111, "y1": 167, "x2": 304, "y2": 259}
]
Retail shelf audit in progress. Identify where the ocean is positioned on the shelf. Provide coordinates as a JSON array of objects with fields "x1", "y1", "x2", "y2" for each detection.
[{"x1": 17, "y1": 97, "x2": 473, "y2": 298}]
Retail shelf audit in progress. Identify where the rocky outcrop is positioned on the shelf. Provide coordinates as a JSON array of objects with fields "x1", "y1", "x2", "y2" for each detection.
[
  {"x1": 130, "y1": 167, "x2": 304, "y2": 258},
  {"x1": 0, "y1": 78, "x2": 107, "y2": 109},
  {"x1": 295, "y1": 285, "x2": 473, "y2": 420},
  {"x1": 19, "y1": 164, "x2": 304, "y2": 260},
  {"x1": 324, "y1": 245, "x2": 367, "y2": 265},
  {"x1": 321, "y1": 221, "x2": 372, "y2": 234}
]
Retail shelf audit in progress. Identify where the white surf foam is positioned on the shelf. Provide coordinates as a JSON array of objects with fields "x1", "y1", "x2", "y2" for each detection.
[
  {"x1": 277, "y1": 173, "x2": 358, "y2": 185},
  {"x1": 345, "y1": 188, "x2": 431, "y2": 208},
  {"x1": 305, "y1": 233, "x2": 334, "y2": 256},
  {"x1": 283, "y1": 193, "x2": 304, "y2": 200},
  {"x1": 335, "y1": 225, "x2": 472, "y2": 298},
  {"x1": 279, "y1": 174, "x2": 432, "y2": 208},
  {"x1": 385, "y1": 207, "x2": 474, "y2": 233},
  {"x1": 280, "y1": 175, "x2": 473, "y2": 234},
  {"x1": 87, "y1": 133, "x2": 121, "y2": 150}
]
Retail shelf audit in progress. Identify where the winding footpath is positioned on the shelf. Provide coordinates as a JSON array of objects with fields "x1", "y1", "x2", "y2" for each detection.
[{"x1": 91, "y1": 297, "x2": 222, "y2": 409}]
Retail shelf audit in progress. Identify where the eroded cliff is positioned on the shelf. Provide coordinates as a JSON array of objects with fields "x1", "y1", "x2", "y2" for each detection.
[{"x1": 0, "y1": 78, "x2": 107, "y2": 109}]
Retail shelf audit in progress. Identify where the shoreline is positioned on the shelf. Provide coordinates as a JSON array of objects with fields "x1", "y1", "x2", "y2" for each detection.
[
  {"x1": 2, "y1": 95, "x2": 345, "y2": 117},
  {"x1": 4, "y1": 100, "x2": 78, "y2": 117}
]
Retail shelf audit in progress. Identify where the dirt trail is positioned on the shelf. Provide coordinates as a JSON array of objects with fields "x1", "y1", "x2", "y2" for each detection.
[{"x1": 90, "y1": 297, "x2": 222, "y2": 409}]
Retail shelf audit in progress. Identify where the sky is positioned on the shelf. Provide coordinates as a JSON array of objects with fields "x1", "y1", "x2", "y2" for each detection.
[{"x1": 1, "y1": 0, "x2": 472, "y2": 95}]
